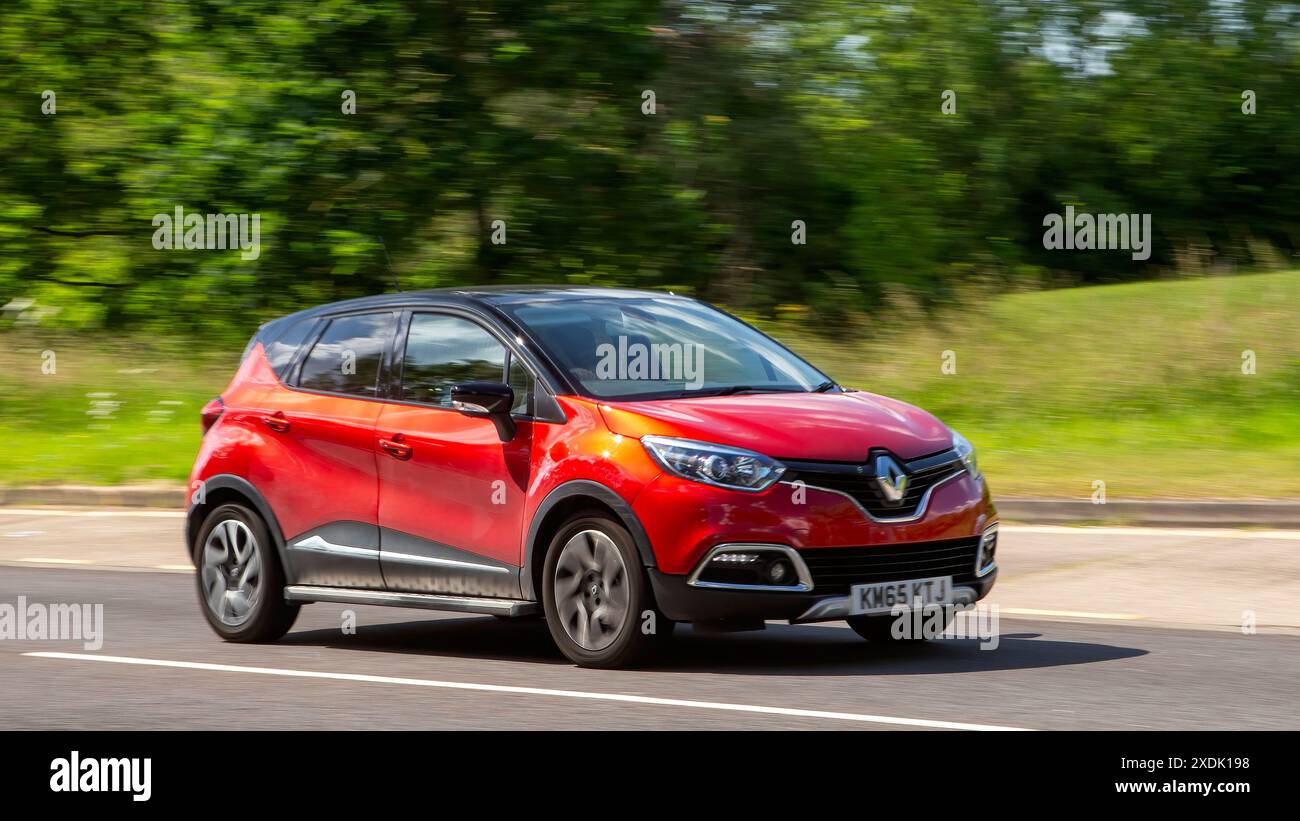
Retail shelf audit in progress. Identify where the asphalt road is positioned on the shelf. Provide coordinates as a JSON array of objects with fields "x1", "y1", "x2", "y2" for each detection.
[
  {"x1": 0, "y1": 576, "x2": 1295, "y2": 730},
  {"x1": 1, "y1": 510, "x2": 1298, "y2": 730}
]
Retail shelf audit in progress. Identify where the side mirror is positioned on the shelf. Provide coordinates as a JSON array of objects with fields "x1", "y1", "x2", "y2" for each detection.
[{"x1": 451, "y1": 382, "x2": 516, "y2": 441}]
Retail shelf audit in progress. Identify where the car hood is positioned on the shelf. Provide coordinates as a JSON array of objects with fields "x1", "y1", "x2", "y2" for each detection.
[{"x1": 597, "y1": 391, "x2": 953, "y2": 462}]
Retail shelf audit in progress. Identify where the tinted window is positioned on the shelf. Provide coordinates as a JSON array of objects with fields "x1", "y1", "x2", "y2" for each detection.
[
  {"x1": 297, "y1": 312, "x2": 395, "y2": 396},
  {"x1": 401, "y1": 314, "x2": 506, "y2": 407},
  {"x1": 499, "y1": 297, "x2": 827, "y2": 400},
  {"x1": 507, "y1": 354, "x2": 534, "y2": 415},
  {"x1": 264, "y1": 317, "x2": 318, "y2": 379}
]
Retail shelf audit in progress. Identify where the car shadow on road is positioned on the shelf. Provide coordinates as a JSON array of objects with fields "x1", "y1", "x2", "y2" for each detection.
[
  {"x1": 652, "y1": 623, "x2": 1148, "y2": 675},
  {"x1": 280, "y1": 617, "x2": 569, "y2": 665},
  {"x1": 279, "y1": 617, "x2": 1148, "y2": 675}
]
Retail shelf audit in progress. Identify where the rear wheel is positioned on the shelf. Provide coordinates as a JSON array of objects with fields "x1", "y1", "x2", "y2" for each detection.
[
  {"x1": 541, "y1": 513, "x2": 666, "y2": 668},
  {"x1": 194, "y1": 503, "x2": 299, "y2": 642}
]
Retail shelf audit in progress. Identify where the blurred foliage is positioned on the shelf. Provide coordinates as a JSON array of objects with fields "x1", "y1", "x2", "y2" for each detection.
[
  {"x1": 773, "y1": 268, "x2": 1300, "y2": 498},
  {"x1": 1, "y1": 0, "x2": 1298, "y2": 343},
  {"x1": 5, "y1": 269, "x2": 1298, "y2": 495}
]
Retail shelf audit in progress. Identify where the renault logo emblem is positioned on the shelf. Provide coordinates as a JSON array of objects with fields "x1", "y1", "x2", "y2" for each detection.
[{"x1": 873, "y1": 454, "x2": 908, "y2": 503}]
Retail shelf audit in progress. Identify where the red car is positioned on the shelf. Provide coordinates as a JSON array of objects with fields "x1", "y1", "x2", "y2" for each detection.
[{"x1": 187, "y1": 287, "x2": 997, "y2": 667}]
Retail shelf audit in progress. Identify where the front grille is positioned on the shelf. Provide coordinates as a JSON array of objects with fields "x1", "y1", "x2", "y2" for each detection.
[
  {"x1": 797, "y1": 537, "x2": 981, "y2": 595},
  {"x1": 782, "y1": 449, "x2": 964, "y2": 519}
]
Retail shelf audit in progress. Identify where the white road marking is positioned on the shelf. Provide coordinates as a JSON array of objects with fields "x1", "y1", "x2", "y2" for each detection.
[
  {"x1": 1000, "y1": 607, "x2": 1146, "y2": 621},
  {"x1": 1002, "y1": 524, "x2": 1300, "y2": 540},
  {"x1": 154, "y1": 564, "x2": 194, "y2": 571},
  {"x1": 0, "y1": 508, "x2": 183, "y2": 518},
  {"x1": 16, "y1": 557, "x2": 94, "y2": 565},
  {"x1": 24, "y1": 652, "x2": 1031, "y2": 731}
]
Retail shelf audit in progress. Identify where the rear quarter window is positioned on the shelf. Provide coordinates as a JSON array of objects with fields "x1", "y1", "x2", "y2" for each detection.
[
  {"x1": 297, "y1": 312, "x2": 396, "y2": 397},
  {"x1": 241, "y1": 317, "x2": 320, "y2": 381},
  {"x1": 262, "y1": 317, "x2": 319, "y2": 380}
]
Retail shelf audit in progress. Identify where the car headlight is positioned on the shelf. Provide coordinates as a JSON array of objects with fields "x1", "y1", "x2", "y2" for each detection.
[
  {"x1": 641, "y1": 435, "x2": 786, "y2": 492},
  {"x1": 951, "y1": 430, "x2": 980, "y2": 479}
]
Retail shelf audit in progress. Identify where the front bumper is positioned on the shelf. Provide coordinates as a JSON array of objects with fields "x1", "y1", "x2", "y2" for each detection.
[
  {"x1": 632, "y1": 454, "x2": 999, "y2": 623},
  {"x1": 648, "y1": 566, "x2": 997, "y2": 624},
  {"x1": 631, "y1": 465, "x2": 996, "y2": 575}
]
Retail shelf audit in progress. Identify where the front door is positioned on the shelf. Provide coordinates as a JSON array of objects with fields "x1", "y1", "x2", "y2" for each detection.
[{"x1": 376, "y1": 311, "x2": 534, "y2": 598}]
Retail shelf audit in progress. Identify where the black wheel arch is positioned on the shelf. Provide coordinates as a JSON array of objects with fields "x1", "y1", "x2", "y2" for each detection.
[
  {"x1": 185, "y1": 474, "x2": 295, "y2": 582},
  {"x1": 522, "y1": 480, "x2": 656, "y2": 601}
]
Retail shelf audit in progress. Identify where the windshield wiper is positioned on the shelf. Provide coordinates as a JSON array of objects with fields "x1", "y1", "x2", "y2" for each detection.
[
  {"x1": 812, "y1": 381, "x2": 837, "y2": 393},
  {"x1": 678, "y1": 385, "x2": 806, "y2": 397},
  {"x1": 696, "y1": 385, "x2": 756, "y2": 396}
]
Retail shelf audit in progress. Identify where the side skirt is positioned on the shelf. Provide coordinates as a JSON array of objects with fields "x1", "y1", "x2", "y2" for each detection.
[{"x1": 283, "y1": 585, "x2": 542, "y2": 618}]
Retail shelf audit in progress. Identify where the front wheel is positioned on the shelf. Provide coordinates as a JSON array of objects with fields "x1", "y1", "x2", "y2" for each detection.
[
  {"x1": 541, "y1": 513, "x2": 665, "y2": 668},
  {"x1": 194, "y1": 503, "x2": 299, "y2": 642}
]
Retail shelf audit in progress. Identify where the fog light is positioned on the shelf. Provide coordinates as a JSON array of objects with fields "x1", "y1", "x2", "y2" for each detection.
[
  {"x1": 690, "y1": 545, "x2": 811, "y2": 591},
  {"x1": 767, "y1": 560, "x2": 792, "y2": 584}
]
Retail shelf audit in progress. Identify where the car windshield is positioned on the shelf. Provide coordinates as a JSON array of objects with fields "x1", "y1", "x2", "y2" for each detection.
[{"x1": 499, "y1": 296, "x2": 830, "y2": 400}]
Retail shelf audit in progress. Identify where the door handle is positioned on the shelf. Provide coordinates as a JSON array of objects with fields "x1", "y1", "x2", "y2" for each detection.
[
  {"x1": 379, "y1": 433, "x2": 413, "y2": 460},
  {"x1": 261, "y1": 411, "x2": 290, "y2": 433}
]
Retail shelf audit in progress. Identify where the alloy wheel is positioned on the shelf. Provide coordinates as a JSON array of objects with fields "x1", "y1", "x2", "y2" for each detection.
[
  {"x1": 200, "y1": 519, "x2": 263, "y2": 627},
  {"x1": 553, "y1": 529, "x2": 631, "y2": 651}
]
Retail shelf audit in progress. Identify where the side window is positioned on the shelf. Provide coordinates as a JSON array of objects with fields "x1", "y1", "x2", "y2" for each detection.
[
  {"x1": 401, "y1": 314, "x2": 506, "y2": 407},
  {"x1": 265, "y1": 317, "x2": 318, "y2": 380},
  {"x1": 297, "y1": 312, "x2": 395, "y2": 397},
  {"x1": 507, "y1": 354, "x2": 534, "y2": 415}
]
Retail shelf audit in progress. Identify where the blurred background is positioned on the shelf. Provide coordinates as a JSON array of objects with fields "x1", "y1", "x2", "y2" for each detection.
[{"x1": 0, "y1": 0, "x2": 1297, "y2": 499}]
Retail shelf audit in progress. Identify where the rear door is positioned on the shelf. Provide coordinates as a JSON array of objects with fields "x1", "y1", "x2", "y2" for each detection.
[
  {"x1": 249, "y1": 310, "x2": 398, "y2": 589},
  {"x1": 375, "y1": 310, "x2": 535, "y2": 598}
]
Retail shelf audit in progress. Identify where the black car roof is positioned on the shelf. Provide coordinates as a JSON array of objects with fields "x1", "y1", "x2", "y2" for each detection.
[
  {"x1": 268, "y1": 285, "x2": 684, "y2": 327},
  {"x1": 251, "y1": 285, "x2": 695, "y2": 396}
]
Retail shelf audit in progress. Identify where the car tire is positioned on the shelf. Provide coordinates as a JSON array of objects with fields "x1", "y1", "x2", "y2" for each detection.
[
  {"x1": 194, "y1": 503, "x2": 299, "y2": 643},
  {"x1": 846, "y1": 610, "x2": 953, "y2": 642},
  {"x1": 541, "y1": 512, "x2": 664, "y2": 668}
]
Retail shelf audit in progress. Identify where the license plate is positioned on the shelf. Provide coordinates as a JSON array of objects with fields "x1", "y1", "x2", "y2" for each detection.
[{"x1": 849, "y1": 575, "x2": 954, "y2": 616}]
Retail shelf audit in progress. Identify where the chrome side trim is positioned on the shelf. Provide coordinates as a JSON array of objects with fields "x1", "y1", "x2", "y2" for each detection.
[
  {"x1": 283, "y1": 585, "x2": 541, "y2": 617},
  {"x1": 686, "y1": 543, "x2": 814, "y2": 592},
  {"x1": 381, "y1": 549, "x2": 512, "y2": 574},
  {"x1": 292, "y1": 535, "x2": 377, "y2": 559},
  {"x1": 975, "y1": 523, "x2": 999, "y2": 578},
  {"x1": 791, "y1": 584, "x2": 978, "y2": 624},
  {"x1": 292, "y1": 536, "x2": 510, "y2": 575},
  {"x1": 780, "y1": 467, "x2": 964, "y2": 524}
]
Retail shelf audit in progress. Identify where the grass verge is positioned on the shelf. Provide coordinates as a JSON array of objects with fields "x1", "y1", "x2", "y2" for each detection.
[{"x1": 3, "y1": 269, "x2": 1298, "y2": 498}]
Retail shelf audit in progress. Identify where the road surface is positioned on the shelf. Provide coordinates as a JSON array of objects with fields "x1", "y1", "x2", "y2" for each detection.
[{"x1": 1, "y1": 509, "x2": 1297, "y2": 730}]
